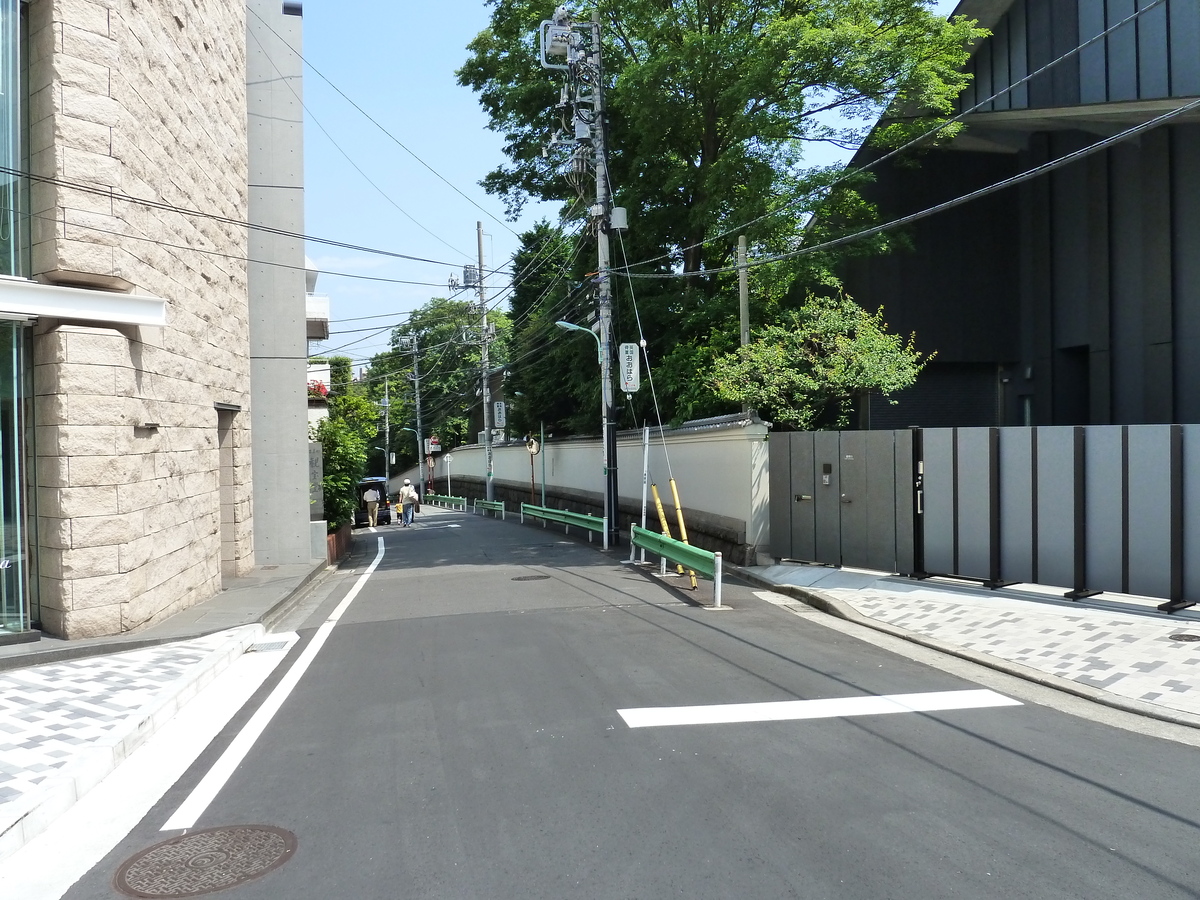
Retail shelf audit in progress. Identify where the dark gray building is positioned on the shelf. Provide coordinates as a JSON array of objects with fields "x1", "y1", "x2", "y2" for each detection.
[{"x1": 842, "y1": 0, "x2": 1200, "y2": 428}]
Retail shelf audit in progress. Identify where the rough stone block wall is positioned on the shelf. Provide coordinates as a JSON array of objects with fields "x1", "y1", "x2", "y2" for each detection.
[{"x1": 28, "y1": 0, "x2": 254, "y2": 638}]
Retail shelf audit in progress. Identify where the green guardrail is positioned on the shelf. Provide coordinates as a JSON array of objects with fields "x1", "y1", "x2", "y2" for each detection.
[
  {"x1": 629, "y1": 524, "x2": 724, "y2": 607},
  {"x1": 520, "y1": 503, "x2": 607, "y2": 545},
  {"x1": 425, "y1": 493, "x2": 466, "y2": 509},
  {"x1": 474, "y1": 499, "x2": 506, "y2": 519}
]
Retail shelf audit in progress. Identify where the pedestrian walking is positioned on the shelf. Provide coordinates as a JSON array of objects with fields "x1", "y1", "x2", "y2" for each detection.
[
  {"x1": 363, "y1": 485, "x2": 381, "y2": 527},
  {"x1": 399, "y1": 479, "x2": 419, "y2": 527}
]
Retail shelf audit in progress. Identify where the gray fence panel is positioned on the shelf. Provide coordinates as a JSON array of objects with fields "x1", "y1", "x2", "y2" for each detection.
[
  {"x1": 865, "y1": 430, "x2": 899, "y2": 573},
  {"x1": 768, "y1": 435, "x2": 792, "y2": 560},
  {"x1": 1036, "y1": 427, "x2": 1081, "y2": 590},
  {"x1": 957, "y1": 428, "x2": 997, "y2": 582},
  {"x1": 894, "y1": 430, "x2": 917, "y2": 575},
  {"x1": 1126, "y1": 426, "x2": 1174, "y2": 599},
  {"x1": 789, "y1": 433, "x2": 817, "y2": 562},
  {"x1": 1085, "y1": 426, "x2": 1126, "y2": 593},
  {"x1": 838, "y1": 431, "x2": 869, "y2": 568},
  {"x1": 1186, "y1": 426, "x2": 1200, "y2": 602},
  {"x1": 922, "y1": 429, "x2": 956, "y2": 575},
  {"x1": 814, "y1": 431, "x2": 842, "y2": 565},
  {"x1": 998, "y1": 427, "x2": 1035, "y2": 584}
]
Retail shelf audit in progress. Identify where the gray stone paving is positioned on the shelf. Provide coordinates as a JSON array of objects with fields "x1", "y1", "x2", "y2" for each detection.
[
  {"x1": 829, "y1": 588, "x2": 1200, "y2": 715},
  {"x1": 0, "y1": 633, "x2": 230, "y2": 806}
]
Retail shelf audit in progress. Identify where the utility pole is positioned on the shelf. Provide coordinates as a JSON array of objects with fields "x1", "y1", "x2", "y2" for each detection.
[
  {"x1": 382, "y1": 375, "x2": 391, "y2": 487},
  {"x1": 398, "y1": 334, "x2": 424, "y2": 484},
  {"x1": 738, "y1": 234, "x2": 750, "y2": 416},
  {"x1": 477, "y1": 221, "x2": 495, "y2": 501},
  {"x1": 539, "y1": 7, "x2": 620, "y2": 546}
]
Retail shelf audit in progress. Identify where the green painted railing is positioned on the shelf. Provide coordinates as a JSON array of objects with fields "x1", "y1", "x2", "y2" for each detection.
[
  {"x1": 520, "y1": 503, "x2": 607, "y2": 544},
  {"x1": 629, "y1": 525, "x2": 724, "y2": 607},
  {"x1": 474, "y1": 499, "x2": 506, "y2": 519},
  {"x1": 425, "y1": 493, "x2": 466, "y2": 509}
]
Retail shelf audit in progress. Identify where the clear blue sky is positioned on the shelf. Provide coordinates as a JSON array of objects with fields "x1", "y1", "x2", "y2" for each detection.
[{"x1": 302, "y1": 0, "x2": 962, "y2": 368}]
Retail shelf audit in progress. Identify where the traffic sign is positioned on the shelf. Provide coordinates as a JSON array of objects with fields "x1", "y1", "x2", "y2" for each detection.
[{"x1": 619, "y1": 343, "x2": 640, "y2": 392}]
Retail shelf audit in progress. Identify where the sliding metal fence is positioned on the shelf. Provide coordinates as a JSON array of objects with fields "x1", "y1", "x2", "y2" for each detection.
[{"x1": 769, "y1": 425, "x2": 1198, "y2": 611}]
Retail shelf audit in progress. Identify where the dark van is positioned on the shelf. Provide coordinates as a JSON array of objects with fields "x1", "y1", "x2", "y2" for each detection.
[{"x1": 354, "y1": 477, "x2": 392, "y2": 526}]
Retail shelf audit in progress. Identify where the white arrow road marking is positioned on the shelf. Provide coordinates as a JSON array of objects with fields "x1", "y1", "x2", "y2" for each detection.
[{"x1": 618, "y1": 689, "x2": 1021, "y2": 728}]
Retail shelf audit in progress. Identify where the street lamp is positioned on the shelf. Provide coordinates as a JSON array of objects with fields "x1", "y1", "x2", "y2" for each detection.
[{"x1": 556, "y1": 320, "x2": 614, "y2": 550}]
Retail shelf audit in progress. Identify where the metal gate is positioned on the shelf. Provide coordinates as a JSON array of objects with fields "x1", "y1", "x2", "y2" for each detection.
[{"x1": 769, "y1": 430, "x2": 919, "y2": 574}]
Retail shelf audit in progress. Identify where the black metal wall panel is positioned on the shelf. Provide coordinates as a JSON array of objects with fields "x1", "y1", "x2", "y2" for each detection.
[
  {"x1": 1126, "y1": 425, "x2": 1175, "y2": 598},
  {"x1": 1109, "y1": 142, "x2": 1146, "y2": 423},
  {"x1": 814, "y1": 431, "x2": 842, "y2": 565},
  {"x1": 865, "y1": 430, "x2": 899, "y2": 573},
  {"x1": 1170, "y1": 0, "x2": 1200, "y2": 95},
  {"x1": 957, "y1": 428, "x2": 998, "y2": 581},
  {"x1": 923, "y1": 429, "x2": 956, "y2": 575},
  {"x1": 1078, "y1": 0, "x2": 1107, "y2": 102},
  {"x1": 838, "y1": 432, "x2": 870, "y2": 568},
  {"x1": 768, "y1": 434, "x2": 792, "y2": 561},
  {"x1": 1138, "y1": 0, "x2": 1170, "y2": 98},
  {"x1": 789, "y1": 432, "x2": 817, "y2": 562},
  {"x1": 894, "y1": 430, "x2": 918, "y2": 575},
  {"x1": 999, "y1": 427, "x2": 1035, "y2": 583},
  {"x1": 1173, "y1": 126, "x2": 1200, "y2": 422},
  {"x1": 1106, "y1": 0, "x2": 1139, "y2": 101},
  {"x1": 1085, "y1": 426, "x2": 1126, "y2": 592},
  {"x1": 1036, "y1": 426, "x2": 1080, "y2": 589},
  {"x1": 1184, "y1": 425, "x2": 1200, "y2": 602},
  {"x1": 1009, "y1": 0, "x2": 1030, "y2": 108},
  {"x1": 992, "y1": 16, "x2": 1011, "y2": 111}
]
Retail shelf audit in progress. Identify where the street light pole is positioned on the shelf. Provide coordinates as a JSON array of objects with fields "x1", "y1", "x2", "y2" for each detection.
[
  {"x1": 478, "y1": 221, "x2": 495, "y2": 501},
  {"x1": 556, "y1": 319, "x2": 610, "y2": 551}
]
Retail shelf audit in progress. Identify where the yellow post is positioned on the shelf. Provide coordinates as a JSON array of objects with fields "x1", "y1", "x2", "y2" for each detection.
[
  {"x1": 651, "y1": 484, "x2": 685, "y2": 576},
  {"x1": 668, "y1": 478, "x2": 698, "y2": 590}
]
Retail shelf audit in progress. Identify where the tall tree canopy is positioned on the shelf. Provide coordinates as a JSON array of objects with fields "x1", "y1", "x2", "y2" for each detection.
[
  {"x1": 365, "y1": 297, "x2": 512, "y2": 467},
  {"x1": 458, "y1": 0, "x2": 982, "y2": 429}
]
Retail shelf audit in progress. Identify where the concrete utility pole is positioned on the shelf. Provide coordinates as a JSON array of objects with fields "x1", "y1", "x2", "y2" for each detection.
[
  {"x1": 739, "y1": 234, "x2": 750, "y2": 416},
  {"x1": 539, "y1": 7, "x2": 620, "y2": 546},
  {"x1": 399, "y1": 334, "x2": 424, "y2": 475},
  {"x1": 382, "y1": 375, "x2": 390, "y2": 487},
  {"x1": 477, "y1": 221, "x2": 495, "y2": 501}
]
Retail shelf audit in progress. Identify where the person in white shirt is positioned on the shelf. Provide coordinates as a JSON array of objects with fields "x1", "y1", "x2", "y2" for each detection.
[
  {"x1": 363, "y1": 486, "x2": 380, "y2": 527},
  {"x1": 398, "y1": 479, "x2": 419, "y2": 527}
]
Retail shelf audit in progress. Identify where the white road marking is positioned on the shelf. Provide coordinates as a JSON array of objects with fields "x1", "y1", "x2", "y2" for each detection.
[
  {"x1": 0, "y1": 639, "x2": 297, "y2": 899},
  {"x1": 618, "y1": 689, "x2": 1022, "y2": 728},
  {"x1": 161, "y1": 537, "x2": 386, "y2": 831}
]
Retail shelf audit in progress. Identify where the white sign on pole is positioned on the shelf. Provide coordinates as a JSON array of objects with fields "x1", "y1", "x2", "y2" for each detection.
[
  {"x1": 619, "y1": 343, "x2": 640, "y2": 392},
  {"x1": 494, "y1": 401, "x2": 507, "y2": 428}
]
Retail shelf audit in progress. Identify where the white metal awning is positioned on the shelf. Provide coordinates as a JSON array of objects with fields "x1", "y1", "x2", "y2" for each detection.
[{"x1": 0, "y1": 275, "x2": 167, "y2": 327}]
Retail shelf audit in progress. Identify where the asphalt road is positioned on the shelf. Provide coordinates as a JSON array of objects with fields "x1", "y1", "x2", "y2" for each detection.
[{"x1": 64, "y1": 509, "x2": 1200, "y2": 899}]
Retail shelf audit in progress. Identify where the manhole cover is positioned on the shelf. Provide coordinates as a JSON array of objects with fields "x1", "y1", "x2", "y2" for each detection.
[
  {"x1": 512, "y1": 575, "x2": 551, "y2": 581},
  {"x1": 1169, "y1": 633, "x2": 1200, "y2": 643},
  {"x1": 114, "y1": 825, "x2": 296, "y2": 898}
]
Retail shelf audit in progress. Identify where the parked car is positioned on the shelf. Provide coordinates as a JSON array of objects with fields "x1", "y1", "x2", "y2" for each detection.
[{"x1": 354, "y1": 477, "x2": 392, "y2": 526}]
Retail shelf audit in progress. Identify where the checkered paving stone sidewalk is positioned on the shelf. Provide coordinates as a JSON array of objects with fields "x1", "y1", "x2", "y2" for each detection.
[
  {"x1": 0, "y1": 634, "x2": 231, "y2": 807},
  {"x1": 833, "y1": 588, "x2": 1200, "y2": 715}
]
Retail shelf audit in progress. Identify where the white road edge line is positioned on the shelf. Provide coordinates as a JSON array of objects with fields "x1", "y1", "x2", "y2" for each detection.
[
  {"x1": 618, "y1": 689, "x2": 1022, "y2": 728},
  {"x1": 161, "y1": 537, "x2": 386, "y2": 831}
]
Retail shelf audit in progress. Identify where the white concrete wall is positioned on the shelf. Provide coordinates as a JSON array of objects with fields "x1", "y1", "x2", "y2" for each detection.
[{"x1": 421, "y1": 421, "x2": 771, "y2": 553}]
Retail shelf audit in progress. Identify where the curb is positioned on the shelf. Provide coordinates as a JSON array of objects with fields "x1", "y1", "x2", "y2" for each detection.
[
  {"x1": 728, "y1": 564, "x2": 1200, "y2": 732},
  {"x1": 0, "y1": 560, "x2": 331, "y2": 674},
  {"x1": 0, "y1": 624, "x2": 264, "y2": 862}
]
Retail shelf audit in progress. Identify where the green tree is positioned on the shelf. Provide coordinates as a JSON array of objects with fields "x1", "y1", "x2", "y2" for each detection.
[
  {"x1": 460, "y1": 0, "x2": 981, "y2": 427},
  {"x1": 709, "y1": 293, "x2": 931, "y2": 428},
  {"x1": 365, "y1": 297, "x2": 512, "y2": 465},
  {"x1": 312, "y1": 356, "x2": 379, "y2": 530}
]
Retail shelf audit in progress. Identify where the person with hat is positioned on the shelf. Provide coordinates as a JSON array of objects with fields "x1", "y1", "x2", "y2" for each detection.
[{"x1": 398, "y1": 478, "x2": 420, "y2": 527}]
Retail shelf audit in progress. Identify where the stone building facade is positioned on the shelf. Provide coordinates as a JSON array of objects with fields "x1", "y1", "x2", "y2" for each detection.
[{"x1": 0, "y1": 0, "x2": 314, "y2": 641}]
